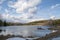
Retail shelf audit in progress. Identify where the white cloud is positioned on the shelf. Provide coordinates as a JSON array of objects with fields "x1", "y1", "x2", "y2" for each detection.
[
  {"x1": 1, "y1": 9, "x2": 13, "y2": 20},
  {"x1": 28, "y1": 7, "x2": 37, "y2": 14},
  {"x1": 1, "y1": 12, "x2": 45, "y2": 23},
  {"x1": 2, "y1": 14, "x2": 19, "y2": 20},
  {"x1": 2, "y1": 13, "x2": 9, "y2": 19},
  {"x1": 29, "y1": 18, "x2": 45, "y2": 22},
  {"x1": 50, "y1": 16, "x2": 55, "y2": 20},
  {"x1": 0, "y1": 0, "x2": 5, "y2": 4},
  {"x1": 2, "y1": 0, "x2": 42, "y2": 23},
  {"x1": 8, "y1": 0, "x2": 41, "y2": 19},
  {"x1": 51, "y1": 4, "x2": 60, "y2": 9},
  {"x1": 8, "y1": 0, "x2": 41, "y2": 13}
]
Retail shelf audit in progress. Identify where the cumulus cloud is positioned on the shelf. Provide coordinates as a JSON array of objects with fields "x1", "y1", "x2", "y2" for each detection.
[
  {"x1": 1, "y1": 9, "x2": 13, "y2": 20},
  {"x1": 8, "y1": 0, "x2": 41, "y2": 19},
  {"x1": 51, "y1": 4, "x2": 60, "y2": 9},
  {"x1": 8, "y1": 0, "x2": 41, "y2": 13},
  {"x1": 50, "y1": 16, "x2": 55, "y2": 20},
  {"x1": 1, "y1": 0, "x2": 42, "y2": 23},
  {"x1": 1, "y1": 13, "x2": 45, "y2": 23},
  {"x1": 28, "y1": 7, "x2": 37, "y2": 14},
  {"x1": 2, "y1": 13, "x2": 20, "y2": 23},
  {"x1": 1, "y1": 0, "x2": 45, "y2": 23}
]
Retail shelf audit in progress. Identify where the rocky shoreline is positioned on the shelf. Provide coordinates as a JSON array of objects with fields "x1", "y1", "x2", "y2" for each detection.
[
  {"x1": 0, "y1": 30, "x2": 60, "y2": 40},
  {"x1": 37, "y1": 30, "x2": 60, "y2": 40}
]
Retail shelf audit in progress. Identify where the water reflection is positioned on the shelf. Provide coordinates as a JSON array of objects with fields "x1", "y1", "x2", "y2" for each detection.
[
  {"x1": 6, "y1": 37, "x2": 25, "y2": 40},
  {"x1": 0, "y1": 26, "x2": 54, "y2": 40},
  {"x1": 52, "y1": 37, "x2": 60, "y2": 40}
]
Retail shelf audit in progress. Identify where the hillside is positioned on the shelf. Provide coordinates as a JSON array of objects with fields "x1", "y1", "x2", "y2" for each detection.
[
  {"x1": 0, "y1": 19, "x2": 60, "y2": 26},
  {"x1": 25, "y1": 20, "x2": 49, "y2": 25},
  {"x1": 25, "y1": 19, "x2": 60, "y2": 26}
]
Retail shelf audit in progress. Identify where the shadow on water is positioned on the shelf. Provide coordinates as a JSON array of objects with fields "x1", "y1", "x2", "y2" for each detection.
[{"x1": 0, "y1": 29, "x2": 3, "y2": 33}]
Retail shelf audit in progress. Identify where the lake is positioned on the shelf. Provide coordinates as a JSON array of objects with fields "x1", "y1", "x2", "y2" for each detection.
[
  {"x1": 52, "y1": 37, "x2": 60, "y2": 40},
  {"x1": 0, "y1": 26, "x2": 55, "y2": 40}
]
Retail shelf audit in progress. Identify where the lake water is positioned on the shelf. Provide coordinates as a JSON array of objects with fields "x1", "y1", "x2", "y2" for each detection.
[
  {"x1": 52, "y1": 37, "x2": 60, "y2": 40},
  {"x1": 0, "y1": 26, "x2": 54, "y2": 40}
]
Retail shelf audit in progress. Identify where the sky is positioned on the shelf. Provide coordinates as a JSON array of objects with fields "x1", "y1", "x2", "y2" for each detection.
[{"x1": 0, "y1": 0, "x2": 60, "y2": 23}]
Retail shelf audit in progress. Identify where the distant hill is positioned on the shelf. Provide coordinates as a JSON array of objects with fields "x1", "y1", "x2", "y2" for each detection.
[
  {"x1": 25, "y1": 19, "x2": 60, "y2": 26},
  {"x1": 0, "y1": 19, "x2": 60, "y2": 26},
  {"x1": 25, "y1": 20, "x2": 49, "y2": 25}
]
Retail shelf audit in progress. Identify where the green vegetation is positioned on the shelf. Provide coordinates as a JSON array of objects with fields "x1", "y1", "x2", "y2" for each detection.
[
  {"x1": 0, "y1": 19, "x2": 10, "y2": 26},
  {"x1": 0, "y1": 20, "x2": 3, "y2": 26},
  {"x1": 0, "y1": 19, "x2": 60, "y2": 26},
  {"x1": 48, "y1": 19, "x2": 60, "y2": 26},
  {"x1": 25, "y1": 20, "x2": 48, "y2": 25},
  {"x1": 0, "y1": 19, "x2": 24, "y2": 26},
  {"x1": 25, "y1": 19, "x2": 60, "y2": 26}
]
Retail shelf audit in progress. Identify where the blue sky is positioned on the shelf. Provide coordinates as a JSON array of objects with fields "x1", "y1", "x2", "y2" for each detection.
[{"x1": 0, "y1": 0, "x2": 60, "y2": 23}]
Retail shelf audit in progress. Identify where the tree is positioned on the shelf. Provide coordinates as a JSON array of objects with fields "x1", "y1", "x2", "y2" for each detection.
[{"x1": 4, "y1": 20, "x2": 7, "y2": 26}]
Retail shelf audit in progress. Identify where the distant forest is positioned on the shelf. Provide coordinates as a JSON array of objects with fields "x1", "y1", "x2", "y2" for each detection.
[
  {"x1": 0, "y1": 20, "x2": 8, "y2": 26},
  {"x1": 0, "y1": 19, "x2": 23, "y2": 26}
]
